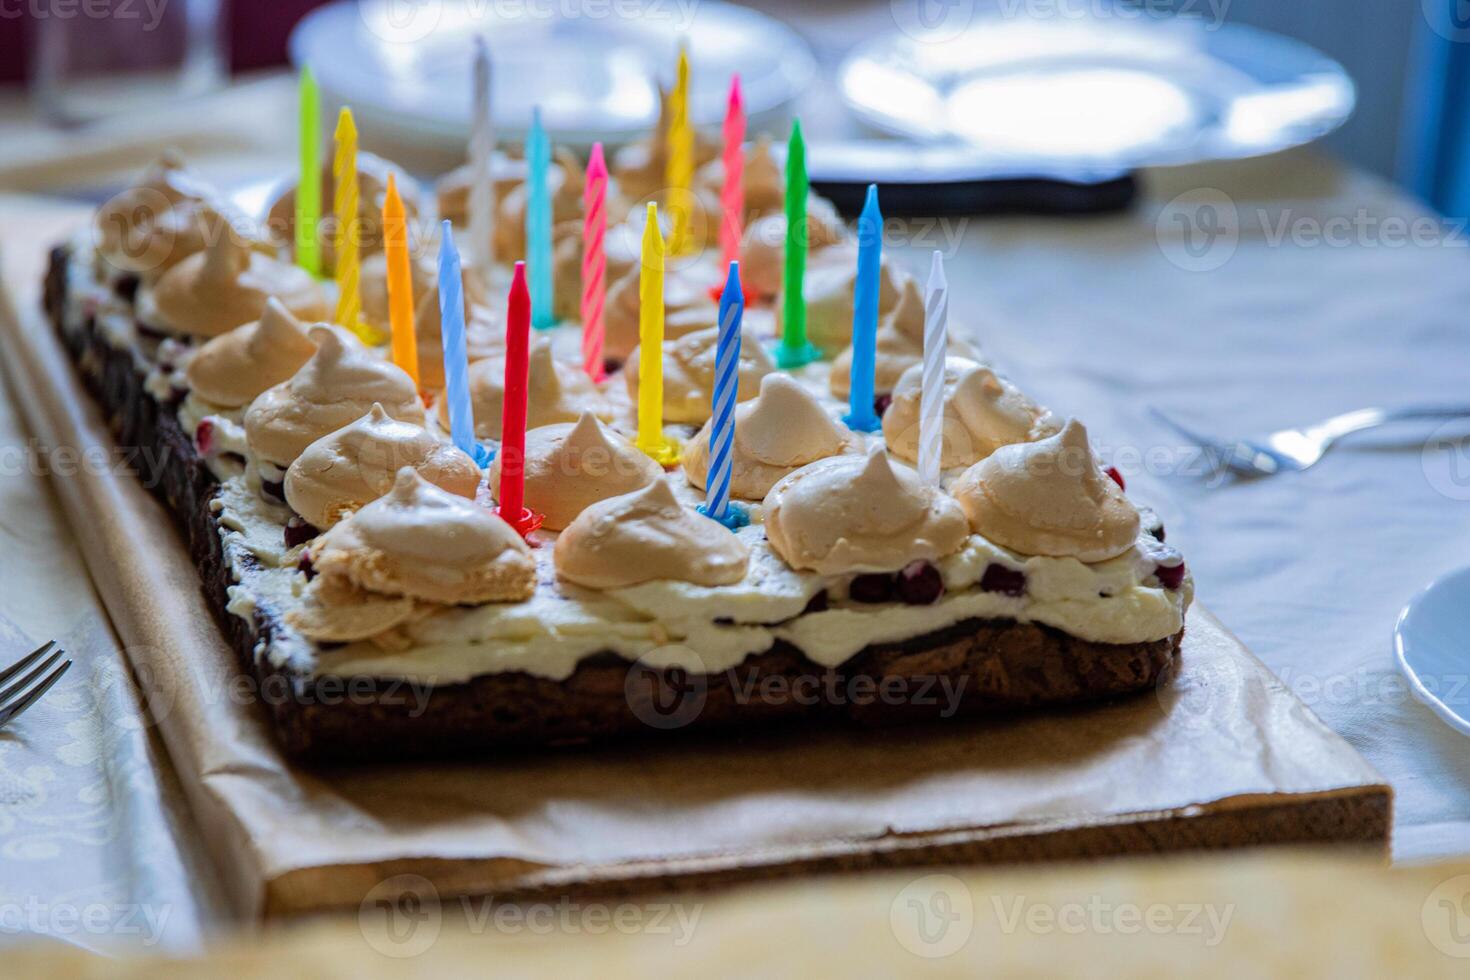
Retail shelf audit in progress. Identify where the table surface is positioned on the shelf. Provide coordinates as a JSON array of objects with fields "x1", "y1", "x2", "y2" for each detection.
[{"x1": 3, "y1": 69, "x2": 1470, "y2": 957}]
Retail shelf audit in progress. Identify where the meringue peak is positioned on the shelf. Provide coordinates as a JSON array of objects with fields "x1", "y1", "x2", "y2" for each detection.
[
  {"x1": 184, "y1": 298, "x2": 319, "y2": 408},
  {"x1": 950, "y1": 418, "x2": 1140, "y2": 563},
  {"x1": 493, "y1": 412, "x2": 661, "y2": 531},
  {"x1": 299, "y1": 467, "x2": 534, "y2": 613},
  {"x1": 682, "y1": 372, "x2": 859, "y2": 500},
  {"x1": 244, "y1": 325, "x2": 424, "y2": 468},
  {"x1": 883, "y1": 357, "x2": 1057, "y2": 470},
  {"x1": 285, "y1": 403, "x2": 480, "y2": 530},
  {"x1": 762, "y1": 445, "x2": 969, "y2": 575},
  {"x1": 554, "y1": 479, "x2": 750, "y2": 589},
  {"x1": 736, "y1": 374, "x2": 846, "y2": 468}
]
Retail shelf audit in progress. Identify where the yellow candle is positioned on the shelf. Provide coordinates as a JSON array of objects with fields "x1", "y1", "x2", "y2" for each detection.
[
  {"x1": 636, "y1": 203, "x2": 679, "y2": 465},
  {"x1": 333, "y1": 107, "x2": 375, "y2": 343},
  {"x1": 381, "y1": 173, "x2": 419, "y2": 387},
  {"x1": 665, "y1": 46, "x2": 694, "y2": 256}
]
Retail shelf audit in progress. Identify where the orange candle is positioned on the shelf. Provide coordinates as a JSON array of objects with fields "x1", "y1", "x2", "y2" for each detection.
[{"x1": 381, "y1": 173, "x2": 419, "y2": 386}]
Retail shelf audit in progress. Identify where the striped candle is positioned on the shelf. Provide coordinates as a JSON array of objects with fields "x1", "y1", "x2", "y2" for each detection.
[
  {"x1": 581, "y1": 142, "x2": 607, "y2": 382},
  {"x1": 698, "y1": 261, "x2": 749, "y2": 530},
  {"x1": 918, "y1": 250, "x2": 947, "y2": 487},
  {"x1": 844, "y1": 184, "x2": 883, "y2": 432},
  {"x1": 439, "y1": 221, "x2": 488, "y2": 467},
  {"x1": 469, "y1": 37, "x2": 496, "y2": 272},
  {"x1": 718, "y1": 74, "x2": 745, "y2": 270},
  {"x1": 332, "y1": 107, "x2": 367, "y2": 340},
  {"x1": 527, "y1": 106, "x2": 555, "y2": 329}
]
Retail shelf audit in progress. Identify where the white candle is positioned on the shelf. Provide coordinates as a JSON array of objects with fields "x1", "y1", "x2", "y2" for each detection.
[
  {"x1": 918, "y1": 250, "x2": 947, "y2": 487},
  {"x1": 469, "y1": 37, "x2": 495, "y2": 272}
]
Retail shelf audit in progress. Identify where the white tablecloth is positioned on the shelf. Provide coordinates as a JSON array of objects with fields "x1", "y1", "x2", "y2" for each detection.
[{"x1": 2, "y1": 78, "x2": 1469, "y2": 953}]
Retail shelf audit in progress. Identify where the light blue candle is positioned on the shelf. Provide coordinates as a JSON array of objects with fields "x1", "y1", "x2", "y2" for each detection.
[
  {"x1": 698, "y1": 261, "x2": 749, "y2": 531},
  {"x1": 844, "y1": 183, "x2": 883, "y2": 432},
  {"x1": 527, "y1": 106, "x2": 555, "y2": 329},
  {"x1": 439, "y1": 221, "x2": 489, "y2": 466}
]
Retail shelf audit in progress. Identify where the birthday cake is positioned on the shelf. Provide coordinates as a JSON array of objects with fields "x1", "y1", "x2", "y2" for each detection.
[{"x1": 42, "y1": 83, "x2": 1190, "y2": 762}]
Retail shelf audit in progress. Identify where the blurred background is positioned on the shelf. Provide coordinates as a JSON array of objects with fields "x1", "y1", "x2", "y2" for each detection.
[{"x1": 0, "y1": 1, "x2": 1458, "y2": 212}]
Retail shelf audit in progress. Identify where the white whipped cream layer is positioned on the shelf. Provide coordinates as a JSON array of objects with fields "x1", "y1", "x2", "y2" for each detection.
[{"x1": 63, "y1": 236, "x2": 1192, "y2": 686}]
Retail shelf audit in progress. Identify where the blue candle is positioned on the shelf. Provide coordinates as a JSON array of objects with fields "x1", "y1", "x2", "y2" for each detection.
[
  {"x1": 527, "y1": 106, "x2": 555, "y2": 329},
  {"x1": 698, "y1": 261, "x2": 750, "y2": 531},
  {"x1": 439, "y1": 221, "x2": 489, "y2": 466},
  {"x1": 844, "y1": 183, "x2": 883, "y2": 432}
]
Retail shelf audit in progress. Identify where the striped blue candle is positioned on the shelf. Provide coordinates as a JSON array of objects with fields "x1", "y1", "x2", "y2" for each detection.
[
  {"x1": 438, "y1": 222, "x2": 489, "y2": 466},
  {"x1": 844, "y1": 183, "x2": 883, "y2": 432},
  {"x1": 527, "y1": 106, "x2": 555, "y2": 329},
  {"x1": 698, "y1": 261, "x2": 749, "y2": 530}
]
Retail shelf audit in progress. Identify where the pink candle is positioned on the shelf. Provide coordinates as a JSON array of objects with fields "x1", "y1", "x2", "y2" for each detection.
[
  {"x1": 581, "y1": 142, "x2": 608, "y2": 382},
  {"x1": 498, "y1": 261, "x2": 541, "y2": 537},
  {"x1": 719, "y1": 74, "x2": 745, "y2": 270}
]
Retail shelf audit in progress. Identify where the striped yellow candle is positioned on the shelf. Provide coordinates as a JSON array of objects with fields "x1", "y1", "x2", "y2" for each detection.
[{"x1": 332, "y1": 107, "x2": 374, "y2": 342}]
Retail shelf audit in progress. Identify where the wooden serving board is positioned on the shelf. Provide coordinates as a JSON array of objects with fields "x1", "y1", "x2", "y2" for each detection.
[{"x1": 0, "y1": 198, "x2": 1390, "y2": 920}]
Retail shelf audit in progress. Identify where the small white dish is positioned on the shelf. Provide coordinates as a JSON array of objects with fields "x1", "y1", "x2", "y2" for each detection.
[
  {"x1": 838, "y1": 16, "x2": 1355, "y2": 168},
  {"x1": 290, "y1": 0, "x2": 816, "y2": 150},
  {"x1": 1394, "y1": 565, "x2": 1470, "y2": 736}
]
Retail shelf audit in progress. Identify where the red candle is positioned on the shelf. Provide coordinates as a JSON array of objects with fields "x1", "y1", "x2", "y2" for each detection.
[
  {"x1": 719, "y1": 74, "x2": 745, "y2": 270},
  {"x1": 498, "y1": 261, "x2": 541, "y2": 537}
]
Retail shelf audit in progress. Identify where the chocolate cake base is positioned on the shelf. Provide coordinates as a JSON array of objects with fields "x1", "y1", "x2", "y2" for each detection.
[{"x1": 46, "y1": 245, "x2": 1182, "y2": 763}]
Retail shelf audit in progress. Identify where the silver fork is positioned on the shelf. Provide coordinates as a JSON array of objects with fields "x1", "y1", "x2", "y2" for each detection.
[
  {"x1": 1150, "y1": 404, "x2": 1470, "y2": 478},
  {"x1": 0, "y1": 641, "x2": 71, "y2": 731}
]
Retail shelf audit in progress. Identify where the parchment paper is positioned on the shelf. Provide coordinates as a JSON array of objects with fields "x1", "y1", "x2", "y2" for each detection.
[{"x1": 1, "y1": 203, "x2": 1389, "y2": 921}]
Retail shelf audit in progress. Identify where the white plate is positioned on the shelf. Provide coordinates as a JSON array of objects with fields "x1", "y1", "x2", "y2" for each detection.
[
  {"x1": 838, "y1": 16, "x2": 1355, "y2": 168},
  {"x1": 1395, "y1": 565, "x2": 1470, "y2": 737},
  {"x1": 289, "y1": 0, "x2": 816, "y2": 150}
]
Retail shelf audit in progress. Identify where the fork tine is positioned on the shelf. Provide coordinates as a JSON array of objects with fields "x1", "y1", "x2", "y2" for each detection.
[
  {"x1": 0, "y1": 641, "x2": 56, "y2": 689},
  {"x1": 0, "y1": 650, "x2": 65, "y2": 708},
  {"x1": 0, "y1": 659, "x2": 71, "y2": 728}
]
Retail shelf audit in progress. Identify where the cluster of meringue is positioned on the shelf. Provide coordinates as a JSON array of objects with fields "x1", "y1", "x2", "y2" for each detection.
[
  {"x1": 101, "y1": 141, "x2": 1166, "y2": 651},
  {"x1": 288, "y1": 469, "x2": 535, "y2": 642}
]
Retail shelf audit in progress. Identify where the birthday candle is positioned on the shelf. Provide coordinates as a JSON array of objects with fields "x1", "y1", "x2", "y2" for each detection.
[
  {"x1": 636, "y1": 203, "x2": 678, "y2": 465},
  {"x1": 701, "y1": 261, "x2": 745, "y2": 528},
  {"x1": 581, "y1": 142, "x2": 608, "y2": 382},
  {"x1": 469, "y1": 37, "x2": 496, "y2": 272},
  {"x1": 776, "y1": 118, "x2": 817, "y2": 368},
  {"x1": 332, "y1": 107, "x2": 363, "y2": 336},
  {"x1": 382, "y1": 174, "x2": 419, "y2": 386},
  {"x1": 844, "y1": 184, "x2": 883, "y2": 432},
  {"x1": 918, "y1": 250, "x2": 948, "y2": 487},
  {"x1": 666, "y1": 45, "x2": 694, "y2": 256},
  {"x1": 498, "y1": 261, "x2": 539, "y2": 535},
  {"x1": 719, "y1": 74, "x2": 745, "y2": 270},
  {"x1": 295, "y1": 66, "x2": 321, "y2": 277},
  {"x1": 438, "y1": 222, "x2": 484, "y2": 466},
  {"x1": 526, "y1": 106, "x2": 554, "y2": 329}
]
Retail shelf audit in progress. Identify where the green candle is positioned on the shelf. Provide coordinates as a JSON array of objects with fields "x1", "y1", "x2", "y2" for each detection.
[
  {"x1": 777, "y1": 117, "x2": 818, "y2": 368},
  {"x1": 296, "y1": 66, "x2": 322, "y2": 277}
]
